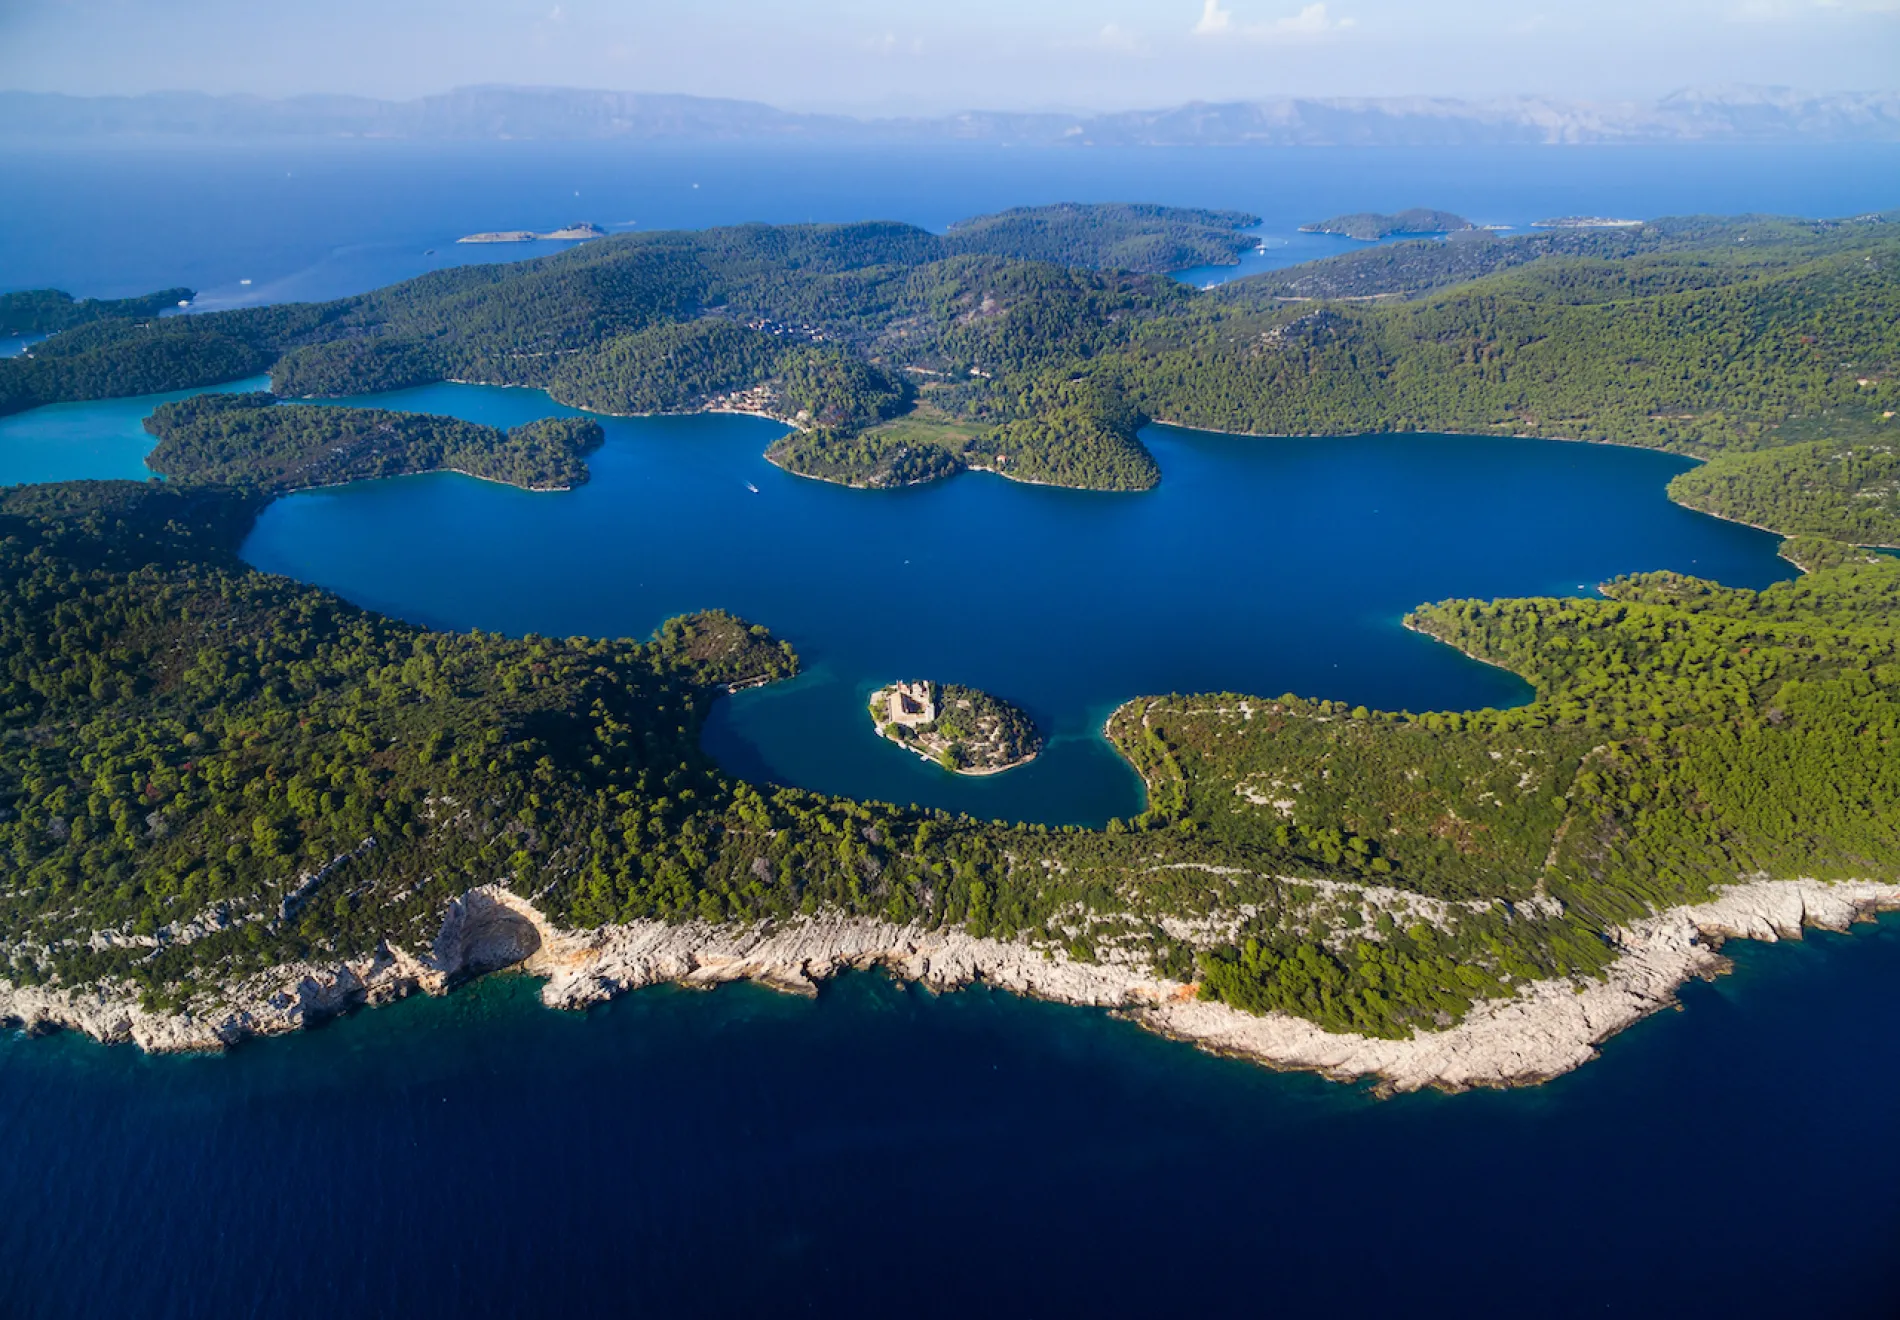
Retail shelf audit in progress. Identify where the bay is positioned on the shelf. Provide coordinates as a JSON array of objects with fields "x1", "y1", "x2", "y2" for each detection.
[
  {"x1": 2, "y1": 143, "x2": 1898, "y2": 1319},
  {"x1": 234, "y1": 381, "x2": 1790, "y2": 825}
]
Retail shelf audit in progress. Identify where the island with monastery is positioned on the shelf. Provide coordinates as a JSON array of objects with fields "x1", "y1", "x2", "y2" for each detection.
[{"x1": 868, "y1": 681, "x2": 1042, "y2": 774}]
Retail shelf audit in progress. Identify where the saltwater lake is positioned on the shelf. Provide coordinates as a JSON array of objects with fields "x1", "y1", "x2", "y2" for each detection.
[
  {"x1": 1, "y1": 378, "x2": 1791, "y2": 825},
  {"x1": 3, "y1": 143, "x2": 1899, "y2": 1318}
]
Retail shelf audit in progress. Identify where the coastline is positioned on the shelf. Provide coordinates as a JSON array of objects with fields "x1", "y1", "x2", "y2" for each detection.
[
  {"x1": 868, "y1": 717, "x2": 1039, "y2": 776},
  {"x1": 4, "y1": 876, "x2": 1894, "y2": 1095},
  {"x1": 1663, "y1": 491, "x2": 1900, "y2": 556},
  {"x1": 867, "y1": 683, "x2": 1042, "y2": 776}
]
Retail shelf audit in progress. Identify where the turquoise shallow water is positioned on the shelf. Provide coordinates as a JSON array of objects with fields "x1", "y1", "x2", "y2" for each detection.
[
  {"x1": 0, "y1": 375, "x2": 266, "y2": 486},
  {"x1": 4, "y1": 143, "x2": 1898, "y2": 1318}
]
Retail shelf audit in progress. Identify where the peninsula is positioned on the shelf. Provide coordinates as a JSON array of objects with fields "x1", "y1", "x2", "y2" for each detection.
[
  {"x1": 142, "y1": 392, "x2": 604, "y2": 491},
  {"x1": 869, "y1": 681, "x2": 1042, "y2": 774},
  {"x1": 457, "y1": 222, "x2": 607, "y2": 243},
  {"x1": 1, "y1": 201, "x2": 1898, "y2": 1094}
]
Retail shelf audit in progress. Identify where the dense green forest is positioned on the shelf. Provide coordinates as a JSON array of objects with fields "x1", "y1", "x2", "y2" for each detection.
[
  {"x1": 1299, "y1": 209, "x2": 1474, "y2": 241},
  {"x1": 144, "y1": 393, "x2": 604, "y2": 491},
  {"x1": 767, "y1": 426, "x2": 966, "y2": 488},
  {"x1": 7, "y1": 203, "x2": 1900, "y2": 1043},
  {"x1": 3, "y1": 472, "x2": 1897, "y2": 1039},
  {"x1": 944, "y1": 203, "x2": 1260, "y2": 273},
  {"x1": 1668, "y1": 440, "x2": 1900, "y2": 545},
  {"x1": 5, "y1": 206, "x2": 1894, "y2": 494},
  {"x1": 1, "y1": 287, "x2": 196, "y2": 337},
  {"x1": 1120, "y1": 215, "x2": 1900, "y2": 456}
]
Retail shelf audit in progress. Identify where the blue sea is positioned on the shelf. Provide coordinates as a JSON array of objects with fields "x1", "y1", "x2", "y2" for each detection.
[{"x1": 3, "y1": 142, "x2": 1900, "y2": 1318}]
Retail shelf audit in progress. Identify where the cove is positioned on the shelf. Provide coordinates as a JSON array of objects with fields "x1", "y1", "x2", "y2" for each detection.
[
  {"x1": 0, "y1": 375, "x2": 268, "y2": 487},
  {"x1": 229, "y1": 381, "x2": 1796, "y2": 826}
]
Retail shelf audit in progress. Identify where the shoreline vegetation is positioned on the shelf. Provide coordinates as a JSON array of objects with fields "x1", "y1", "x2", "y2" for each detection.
[
  {"x1": 8, "y1": 204, "x2": 1893, "y2": 488},
  {"x1": 3, "y1": 878, "x2": 1894, "y2": 1094},
  {"x1": 2, "y1": 200, "x2": 1898, "y2": 1091},
  {"x1": 1298, "y1": 208, "x2": 1476, "y2": 241},
  {"x1": 867, "y1": 682, "x2": 1043, "y2": 775},
  {"x1": 143, "y1": 392, "x2": 604, "y2": 492}
]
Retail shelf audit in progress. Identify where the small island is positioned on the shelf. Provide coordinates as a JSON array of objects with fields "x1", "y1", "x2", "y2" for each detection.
[
  {"x1": 1299, "y1": 208, "x2": 1475, "y2": 241},
  {"x1": 457, "y1": 222, "x2": 607, "y2": 244},
  {"x1": 869, "y1": 681, "x2": 1042, "y2": 774}
]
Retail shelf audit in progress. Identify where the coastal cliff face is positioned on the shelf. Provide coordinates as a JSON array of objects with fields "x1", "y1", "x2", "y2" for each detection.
[{"x1": 4, "y1": 878, "x2": 1895, "y2": 1094}]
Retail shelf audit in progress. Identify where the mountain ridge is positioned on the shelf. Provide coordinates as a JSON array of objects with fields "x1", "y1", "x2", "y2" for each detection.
[{"x1": 3, "y1": 84, "x2": 1898, "y2": 146}]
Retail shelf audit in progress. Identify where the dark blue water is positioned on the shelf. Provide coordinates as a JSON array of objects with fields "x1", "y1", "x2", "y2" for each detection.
[
  {"x1": 4, "y1": 146, "x2": 1899, "y2": 1319},
  {"x1": 4, "y1": 915, "x2": 1899, "y2": 1319},
  {"x1": 226, "y1": 381, "x2": 1792, "y2": 825},
  {"x1": 5, "y1": 142, "x2": 1900, "y2": 305}
]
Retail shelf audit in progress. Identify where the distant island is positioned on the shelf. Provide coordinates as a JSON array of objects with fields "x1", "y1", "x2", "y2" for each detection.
[
  {"x1": 457, "y1": 223, "x2": 607, "y2": 244},
  {"x1": 869, "y1": 681, "x2": 1042, "y2": 774},
  {"x1": 944, "y1": 202, "x2": 1260, "y2": 273},
  {"x1": 1299, "y1": 209, "x2": 1475, "y2": 241},
  {"x1": 1532, "y1": 216, "x2": 1644, "y2": 229}
]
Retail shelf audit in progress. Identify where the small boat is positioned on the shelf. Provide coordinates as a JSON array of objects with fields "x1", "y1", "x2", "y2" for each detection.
[
  {"x1": 746, "y1": 482, "x2": 760, "y2": 494},
  {"x1": 239, "y1": 279, "x2": 252, "y2": 285},
  {"x1": 423, "y1": 248, "x2": 436, "y2": 255}
]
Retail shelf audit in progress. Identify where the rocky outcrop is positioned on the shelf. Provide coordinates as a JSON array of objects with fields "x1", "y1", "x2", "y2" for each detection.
[{"x1": 3, "y1": 878, "x2": 1896, "y2": 1094}]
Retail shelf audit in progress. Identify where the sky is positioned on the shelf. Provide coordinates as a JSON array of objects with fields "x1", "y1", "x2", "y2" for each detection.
[{"x1": 2, "y1": 0, "x2": 1896, "y2": 113}]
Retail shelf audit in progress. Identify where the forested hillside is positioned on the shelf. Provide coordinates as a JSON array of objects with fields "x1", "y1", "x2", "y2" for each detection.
[
  {"x1": 145, "y1": 393, "x2": 604, "y2": 491},
  {"x1": 6, "y1": 208, "x2": 1894, "y2": 491},
  {"x1": 1116, "y1": 217, "x2": 1900, "y2": 455},
  {"x1": 0, "y1": 286, "x2": 196, "y2": 337},
  {"x1": 3, "y1": 473, "x2": 1897, "y2": 1039},
  {"x1": 944, "y1": 203, "x2": 1260, "y2": 273},
  {"x1": 1667, "y1": 441, "x2": 1900, "y2": 545}
]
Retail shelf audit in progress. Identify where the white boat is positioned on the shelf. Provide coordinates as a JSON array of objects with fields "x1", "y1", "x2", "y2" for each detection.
[
  {"x1": 746, "y1": 482, "x2": 759, "y2": 493},
  {"x1": 239, "y1": 279, "x2": 252, "y2": 285}
]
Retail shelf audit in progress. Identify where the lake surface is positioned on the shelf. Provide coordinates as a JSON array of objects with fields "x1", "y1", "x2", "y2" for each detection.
[
  {"x1": 4, "y1": 145, "x2": 1899, "y2": 1319},
  {"x1": 230, "y1": 381, "x2": 1788, "y2": 825},
  {"x1": 6, "y1": 377, "x2": 1787, "y2": 824}
]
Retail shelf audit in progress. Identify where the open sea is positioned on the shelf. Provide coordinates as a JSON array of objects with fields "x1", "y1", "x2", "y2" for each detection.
[{"x1": 3, "y1": 142, "x2": 1899, "y2": 1318}]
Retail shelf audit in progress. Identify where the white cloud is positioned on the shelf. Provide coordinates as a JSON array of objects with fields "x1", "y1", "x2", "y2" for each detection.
[
  {"x1": 1192, "y1": 0, "x2": 1234, "y2": 36},
  {"x1": 1193, "y1": 1, "x2": 1356, "y2": 41},
  {"x1": 1267, "y1": 3, "x2": 1356, "y2": 37},
  {"x1": 1735, "y1": 0, "x2": 1899, "y2": 16}
]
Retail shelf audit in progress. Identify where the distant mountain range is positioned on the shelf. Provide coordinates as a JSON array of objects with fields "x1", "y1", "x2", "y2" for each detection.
[{"x1": 2, "y1": 84, "x2": 1897, "y2": 146}]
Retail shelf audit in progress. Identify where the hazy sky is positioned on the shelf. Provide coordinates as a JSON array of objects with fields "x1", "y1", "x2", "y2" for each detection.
[{"x1": 3, "y1": 0, "x2": 1896, "y2": 112}]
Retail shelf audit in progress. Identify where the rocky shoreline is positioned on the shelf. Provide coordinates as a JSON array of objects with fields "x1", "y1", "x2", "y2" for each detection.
[{"x1": 4, "y1": 877, "x2": 1896, "y2": 1093}]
